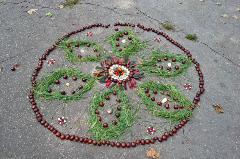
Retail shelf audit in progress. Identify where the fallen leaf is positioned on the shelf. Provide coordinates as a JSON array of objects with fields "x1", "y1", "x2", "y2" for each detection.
[
  {"x1": 92, "y1": 69, "x2": 104, "y2": 76},
  {"x1": 51, "y1": 18, "x2": 55, "y2": 20},
  {"x1": 222, "y1": 45, "x2": 225, "y2": 48},
  {"x1": 28, "y1": 9, "x2": 38, "y2": 15},
  {"x1": 162, "y1": 44, "x2": 167, "y2": 47},
  {"x1": 199, "y1": 0, "x2": 204, "y2": 2},
  {"x1": 221, "y1": 14, "x2": 228, "y2": 18},
  {"x1": 20, "y1": 6, "x2": 23, "y2": 8},
  {"x1": 237, "y1": 8, "x2": 240, "y2": 11},
  {"x1": 0, "y1": 68, "x2": 1, "y2": 72},
  {"x1": 179, "y1": 2, "x2": 182, "y2": 4},
  {"x1": 145, "y1": 147, "x2": 161, "y2": 159},
  {"x1": 46, "y1": 12, "x2": 52, "y2": 17},
  {"x1": 213, "y1": 103, "x2": 224, "y2": 113},
  {"x1": 197, "y1": 101, "x2": 200, "y2": 106},
  {"x1": 215, "y1": 3, "x2": 221, "y2": 5},
  {"x1": 232, "y1": 15, "x2": 238, "y2": 19},
  {"x1": 71, "y1": 21, "x2": 76, "y2": 25},
  {"x1": 58, "y1": 4, "x2": 64, "y2": 9},
  {"x1": 14, "y1": 62, "x2": 20, "y2": 67},
  {"x1": 167, "y1": 98, "x2": 172, "y2": 101}
]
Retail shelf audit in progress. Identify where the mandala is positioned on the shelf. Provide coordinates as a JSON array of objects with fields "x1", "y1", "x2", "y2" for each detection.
[{"x1": 29, "y1": 22, "x2": 205, "y2": 148}]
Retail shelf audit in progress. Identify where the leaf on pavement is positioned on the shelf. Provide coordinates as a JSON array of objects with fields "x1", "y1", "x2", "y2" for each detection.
[
  {"x1": 14, "y1": 62, "x2": 20, "y2": 67},
  {"x1": 59, "y1": 4, "x2": 64, "y2": 9},
  {"x1": 145, "y1": 147, "x2": 161, "y2": 159},
  {"x1": 28, "y1": 9, "x2": 38, "y2": 15},
  {"x1": 215, "y1": 3, "x2": 221, "y2": 5},
  {"x1": 232, "y1": 15, "x2": 238, "y2": 19},
  {"x1": 237, "y1": 8, "x2": 240, "y2": 11},
  {"x1": 221, "y1": 14, "x2": 228, "y2": 18},
  {"x1": 71, "y1": 21, "x2": 76, "y2": 25},
  {"x1": 199, "y1": 0, "x2": 204, "y2": 2},
  {"x1": 213, "y1": 103, "x2": 224, "y2": 113},
  {"x1": 46, "y1": 12, "x2": 52, "y2": 17}
]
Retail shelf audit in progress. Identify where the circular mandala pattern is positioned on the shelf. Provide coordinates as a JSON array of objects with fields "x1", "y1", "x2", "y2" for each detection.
[{"x1": 29, "y1": 22, "x2": 205, "y2": 148}]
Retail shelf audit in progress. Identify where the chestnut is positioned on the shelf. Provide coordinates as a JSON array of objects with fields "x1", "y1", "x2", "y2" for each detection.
[
  {"x1": 103, "y1": 123, "x2": 108, "y2": 127},
  {"x1": 157, "y1": 58, "x2": 161, "y2": 62},
  {"x1": 172, "y1": 128, "x2": 177, "y2": 133},
  {"x1": 88, "y1": 139, "x2": 93, "y2": 144},
  {"x1": 159, "y1": 65, "x2": 163, "y2": 68},
  {"x1": 174, "y1": 105, "x2": 178, "y2": 109},
  {"x1": 95, "y1": 110, "x2": 99, "y2": 114},
  {"x1": 146, "y1": 94, "x2": 151, "y2": 97},
  {"x1": 167, "y1": 67, "x2": 171, "y2": 71},
  {"x1": 92, "y1": 140, "x2": 97, "y2": 145},
  {"x1": 173, "y1": 97, "x2": 178, "y2": 100},
  {"x1": 119, "y1": 34, "x2": 123, "y2": 37},
  {"x1": 165, "y1": 104, "x2": 169, "y2": 109},
  {"x1": 124, "y1": 31, "x2": 128, "y2": 35},
  {"x1": 145, "y1": 88, "x2": 149, "y2": 93},
  {"x1": 112, "y1": 120, "x2": 117, "y2": 125},
  {"x1": 115, "y1": 28, "x2": 118, "y2": 31},
  {"x1": 150, "y1": 139, "x2": 155, "y2": 144},
  {"x1": 99, "y1": 102, "x2": 104, "y2": 107},
  {"x1": 60, "y1": 134, "x2": 65, "y2": 139},
  {"x1": 71, "y1": 90, "x2": 75, "y2": 94},
  {"x1": 153, "y1": 63, "x2": 157, "y2": 66},
  {"x1": 158, "y1": 137, "x2": 163, "y2": 142},
  {"x1": 182, "y1": 61, "x2": 186, "y2": 64},
  {"x1": 102, "y1": 140, "x2": 106, "y2": 145},
  {"x1": 83, "y1": 138, "x2": 88, "y2": 143},
  {"x1": 157, "y1": 102, "x2": 162, "y2": 106},
  {"x1": 79, "y1": 137, "x2": 84, "y2": 142},
  {"x1": 151, "y1": 97, "x2": 155, "y2": 101},
  {"x1": 175, "y1": 66, "x2": 179, "y2": 70},
  {"x1": 115, "y1": 113, "x2": 120, "y2": 118},
  {"x1": 136, "y1": 140, "x2": 140, "y2": 145},
  {"x1": 86, "y1": 44, "x2": 90, "y2": 47},
  {"x1": 140, "y1": 139, "x2": 145, "y2": 145},
  {"x1": 179, "y1": 104, "x2": 183, "y2": 109},
  {"x1": 116, "y1": 99, "x2": 121, "y2": 102},
  {"x1": 55, "y1": 80, "x2": 60, "y2": 84},
  {"x1": 172, "y1": 58, "x2": 176, "y2": 62},
  {"x1": 56, "y1": 132, "x2": 61, "y2": 137},
  {"x1": 164, "y1": 57, "x2": 168, "y2": 61},
  {"x1": 121, "y1": 142, "x2": 126, "y2": 148},
  {"x1": 116, "y1": 142, "x2": 121, "y2": 147},
  {"x1": 72, "y1": 76, "x2": 77, "y2": 81},
  {"x1": 69, "y1": 49, "x2": 72, "y2": 52},
  {"x1": 131, "y1": 142, "x2": 136, "y2": 147},
  {"x1": 116, "y1": 37, "x2": 119, "y2": 41},
  {"x1": 119, "y1": 48, "x2": 122, "y2": 51},
  {"x1": 113, "y1": 91, "x2": 117, "y2": 95},
  {"x1": 63, "y1": 75, "x2": 68, "y2": 79},
  {"x1": 60, "y1": 91, "x2": 65, "y2": 95},
  {"x1": 74, "y1": 136, "x2": 79, "y2": 141},
  {"x1": 117, "y1": 106, "x2": 121, "y2": 110},
  {"x1": 116, "y1": 43, "x2": 120, "y2": 47},
  {"x1": 162, "y1": 135, "x2": 167, "y2": 140},
  {"x1": 78, "y1": 85, "x2": 83, "y2": 89},
  {"x1": 11, "y1": 67, "x2": 16, "y2": 71},
  {"x1": 145, "y1": 139, "x2": 150, "y2": 144},
  {"x1": 153, "y1": 90, "x2": 157, "y2": 94},
  {"x1": 97, "y1": 116, "x2": 101, "y2": 121},
  {"x1": 128, "y1": 36, "x2": 132, "y2": 40},
  {"x1": 82, "y1": 78, "x2": 87, "y2": 82},
  {"x1": 110, "y1": 142, "x2": 115, "y2": 147}
]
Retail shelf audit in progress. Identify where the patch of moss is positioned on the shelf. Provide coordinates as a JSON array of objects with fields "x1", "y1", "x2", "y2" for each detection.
[
  {"x1": 185, "y1": 34, "x2": 197, "y2": 41},
  {"x1": 63, "y1": 0, "x2": 78, "y2": 8},
  {"x1": 161, "y1": 21, "x2": 173, "y2": 30}
]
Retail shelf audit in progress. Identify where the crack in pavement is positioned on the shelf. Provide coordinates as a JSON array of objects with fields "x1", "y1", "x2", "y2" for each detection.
[
  {"x1": 198, "y1": 41, "x2": 240, "y2": 68},
  {"x1": 0, "y1": 47, "x2": 35, "y2": 64}
]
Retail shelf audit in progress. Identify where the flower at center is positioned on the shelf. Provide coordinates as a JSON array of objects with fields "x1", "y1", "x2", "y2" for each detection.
[{"x1": 114, "y1": 68, "x2": 124, "y2": 76}]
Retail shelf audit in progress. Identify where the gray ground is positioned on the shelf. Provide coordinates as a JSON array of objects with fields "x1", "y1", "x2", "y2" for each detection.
[{"x1": 0, "y1": 0, "x2": 240, "y2": 158}]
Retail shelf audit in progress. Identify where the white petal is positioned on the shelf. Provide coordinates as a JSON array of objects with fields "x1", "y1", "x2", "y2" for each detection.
[{"x1": 162, "y1": 98, "x2": 168, "y2": 103}]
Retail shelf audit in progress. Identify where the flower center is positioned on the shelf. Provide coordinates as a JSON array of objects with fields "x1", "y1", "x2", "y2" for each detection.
[{"x1": 114, "y1": 68, "x2": 124, "y2": 76}]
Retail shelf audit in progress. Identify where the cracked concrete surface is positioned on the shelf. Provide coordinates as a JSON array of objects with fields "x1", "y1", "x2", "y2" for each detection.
[{"x1": 0, "y1": 0, "x2": 240, "y2": 158}]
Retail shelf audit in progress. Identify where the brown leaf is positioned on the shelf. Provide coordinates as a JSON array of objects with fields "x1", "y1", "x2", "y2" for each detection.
[
  {"x1": 71, "y1": 21, "x2": 76, "y2": 25},
  {"x1": 167, "y1": 98, "x2": 172, "y2": 101},
  {"x1": 51, "y1": 18, "x2": 55, "y2": 20},
  {"x1": 237, "y1": 8, "x2": 240, "y2": 11},
  {"x1": 221, "y1": 14, "x2": 228, "y2": 18},
  {"x1": 232, "y1": 15, "x2": 238, "y2": 19},
  {"x1": 145, "y1": 147, "x2": 161, "y2": 159},
  {"x1": 197, "y1": 101, "x2": 200, "y2": 106},
  {"x1": 222, "y1": 45, "x2": 225, "y2": 48},
  {"x1": 28, "y1": 9, "x2": 38, "y2": 15},
  {"x1": 199, "y1": 0, "x2": 204, "y2": 2},
  {"x1": 92, "y1": 69, "x2": 104, "y2": 76},
  {"x1": 14, "y1": 62, "x2": 20, "y2": 67},
  {"x1": 58, "y1": 4, "x2": 64, "y2": 9},
  {"x1": 20, "y1": 6, "x2": 23, "y2": 8},
  {"x1": 162, "y1": 44, "x2": 167, "y2": 47},
  {"x1": 213, "y1": 103, "x2": 224, "y2": 113}
]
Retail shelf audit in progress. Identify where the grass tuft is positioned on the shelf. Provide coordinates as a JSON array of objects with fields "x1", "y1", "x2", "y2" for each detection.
[
  {"x1": 185, "y1": 34, "x2": 197, "y2": 41},
  {"x1": 63, "y1": 0, "x2": 78, "y2": 8},
  {"x1": 161, "y1": 21, "x2": 173, "y2": 30}
]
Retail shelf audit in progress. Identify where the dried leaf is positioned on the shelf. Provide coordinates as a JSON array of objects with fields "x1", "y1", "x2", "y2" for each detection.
[
  {"x1": 71, "y1": 21, "x2": 76, "y2": 25},
  {"x1": 14, "y1": 62, "x2": 20, "y2": 67},
  {"x1": 167, "y1": 98, "x2": 172, "y2": 101},
  {"x1": 199, "y1": 0, "x2": 204, "y2": 2},
  {"x1": 222, "y1": 45, "x2": 225, "y2": 48},
  {"x1": 213, "y1": 103, "x2": 224, "y2": 113},
  {"x1": 92, "y1": 69, "x2": 104, "y2": 76},
  {"x1": 215, "y1": 3, "x2": 221, "y2": 5},
  {"x1": 197, "y1": 101, "x2": 200, "y2": 106},
  {"x1": 237, "y1": 8, "x2": 240, "y2": 11},
  {"x1": 46, "y1": 12, "x2": 52, "y2": 17},
  {"x1": 20, "y1": 6, "x2": 23, "y2": 8},
  {"x1": 145, "y1": 147, "x2": 161, "y2": 159},
  {"x1": 59, "y1": 4, "x2": 64, "y2": 9},
  {"x1": 28, "y1": 9, "x2": 38, "y2": 15},
  {"x1": 232, "y1": 15, "x2": 238, "y2": 19},
  {"x1": 162, "y1": 44, "x2": 167, "y2": 47},
  {"x1": 221, "y1": 14, "x2": 228, "y2": 18},
  {"x1": 51, "y1": 18, "x2": 55, "y2": 20},
  {"x1": 0, "y1": 68, "x2": 1, "y2": 72}
]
